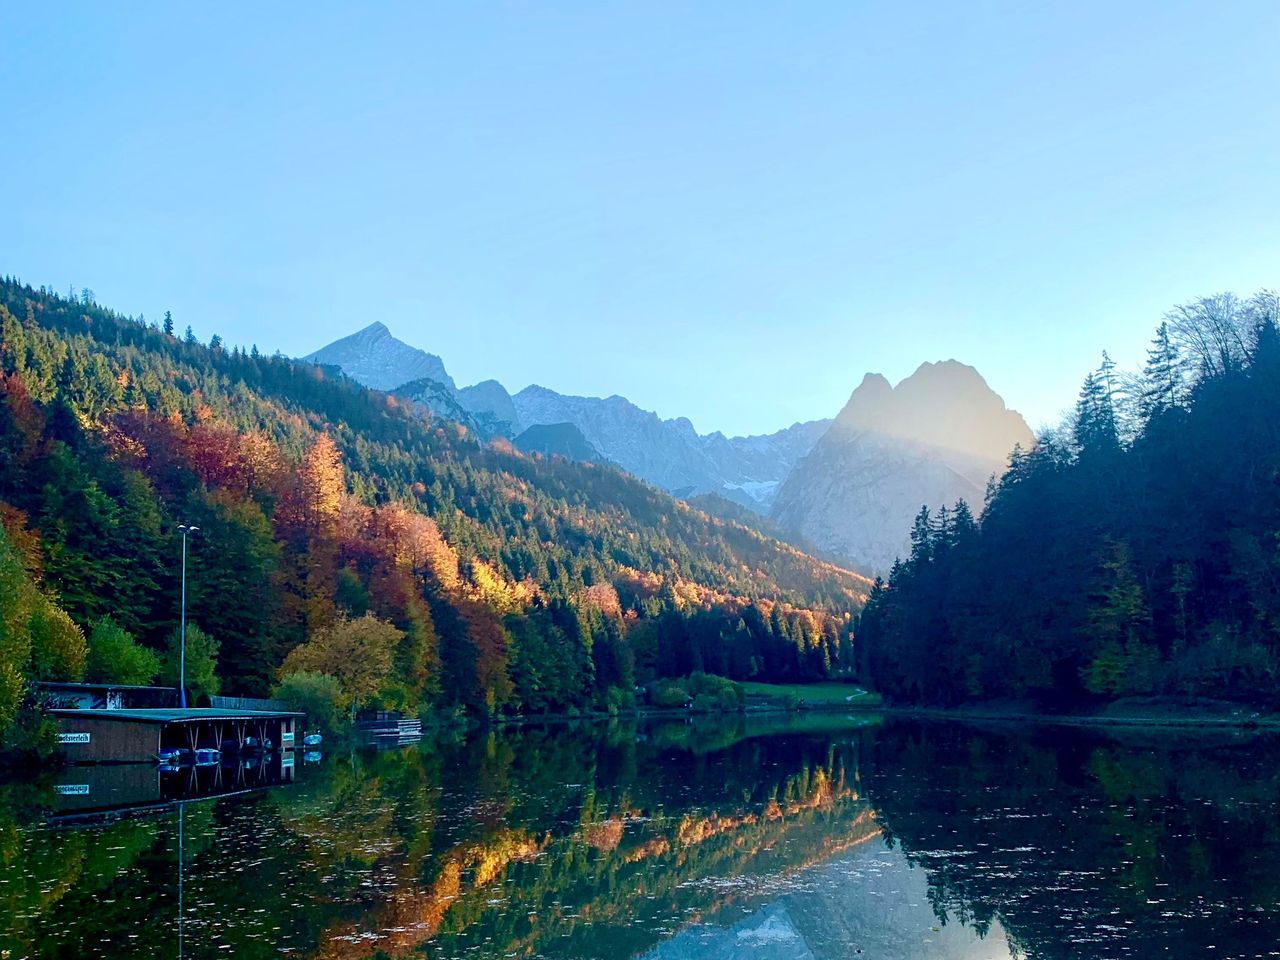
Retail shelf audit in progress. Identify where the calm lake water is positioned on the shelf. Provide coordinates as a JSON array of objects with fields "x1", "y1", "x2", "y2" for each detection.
[{"x1": 3, "y1": 715, "x2": 1280, "y2": 960}]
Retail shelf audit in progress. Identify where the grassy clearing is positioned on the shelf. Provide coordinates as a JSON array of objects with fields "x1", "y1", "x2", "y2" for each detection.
[{"x1": 739, "y1": 681, "x2": 882, "y2": 708}]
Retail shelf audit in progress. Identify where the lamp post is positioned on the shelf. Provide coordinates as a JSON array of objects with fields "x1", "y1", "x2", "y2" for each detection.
[{"x1": 177, "y1": 524, "x2": 199, "y2": 709}]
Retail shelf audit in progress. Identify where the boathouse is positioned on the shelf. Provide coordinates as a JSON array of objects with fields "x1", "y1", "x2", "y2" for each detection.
[{"x1": 53, "y1": 707, "x2": 303, "y2": 763}]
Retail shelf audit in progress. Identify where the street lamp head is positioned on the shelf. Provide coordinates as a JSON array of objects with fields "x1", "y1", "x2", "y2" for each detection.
[{"x1": 178, "y1": 524, "x2": 200, "y2": 534}]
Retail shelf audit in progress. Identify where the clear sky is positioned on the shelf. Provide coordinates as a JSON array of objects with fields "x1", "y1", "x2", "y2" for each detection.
[{"x1": 3, "y1": 2, "x2": 1278, "y2": 436}]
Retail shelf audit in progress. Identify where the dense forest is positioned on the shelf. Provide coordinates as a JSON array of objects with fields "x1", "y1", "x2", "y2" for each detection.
[
  {"x1": 0, "y1": 278, "x2": 868, "y2": 747},
  {"x1": 860, "y1": 290, "x2": 1280, "y2": 708}
]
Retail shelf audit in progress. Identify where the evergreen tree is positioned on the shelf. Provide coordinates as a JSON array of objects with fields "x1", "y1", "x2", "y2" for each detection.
[
  {"x1": 1140, "y1": 322, "x2": 1182, "y2": 420},
  {"x1": 1073, "y1": 366, "x2": 1119, "y2": 456},
  {"x1": 908, "y1": 506, "x2": 932, "y2": 567}
]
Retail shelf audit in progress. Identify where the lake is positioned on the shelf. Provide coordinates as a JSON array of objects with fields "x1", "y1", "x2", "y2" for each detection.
[{"x1": 2, "y1": 714, "x2": 1279, "y2": 959}]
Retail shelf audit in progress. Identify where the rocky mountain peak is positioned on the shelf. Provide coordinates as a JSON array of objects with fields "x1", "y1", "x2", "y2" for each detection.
[
  {"x1": 772, "y1": 360, "x2": 1034, "y2": 573},
  {"x1": 304, "y1": 322, "x2": 455, "y2": 394},
  {"x1": 833, "y1": 360, "x2": 1033, "y2": 465}
]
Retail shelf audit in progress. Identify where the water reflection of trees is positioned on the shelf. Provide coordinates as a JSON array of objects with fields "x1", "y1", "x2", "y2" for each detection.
[
  {"x1": 0, "y1": 779, "x2": 216, "y2": 959},
  {"x1": 288, "y1": 720, "x2": 881, "y2": 960},
  {"x1": 0, "y1": 719, "x2": 881, "y2": 959},
  {"x1": 864, "y1": 722, "x2": 1280, "y2": 958}
]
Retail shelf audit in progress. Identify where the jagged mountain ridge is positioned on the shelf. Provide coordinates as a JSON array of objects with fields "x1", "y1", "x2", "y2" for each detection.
[
  {"x1": 303, "y1": 322, "x2": 829, "y2": 510},
  {"x1": 302, "y1": 325, "x2": 1033, "y2": 572},
  {"x1": 772, "y1": 361, "x2": 1035, "y2": 573},
  {"x1": 511, "y1": 385, "x2": 828, "y2": 508}
]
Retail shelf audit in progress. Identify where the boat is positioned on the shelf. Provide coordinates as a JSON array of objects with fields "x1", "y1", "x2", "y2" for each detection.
[
  {"x1": 193, "y1": 748, "x2": 220, "y2": 766},
  {"x1": 302, "y1": 733, "x2": 323, "y2": 747},
  {"x1": 157, "y1": 747, "x2": 191, "y2": 765}
]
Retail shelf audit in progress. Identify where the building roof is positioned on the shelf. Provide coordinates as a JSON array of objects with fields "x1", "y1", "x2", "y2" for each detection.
[
  {"x1": 51, "y1": 708, "x2": 303, "y2": 724},
  {"x1": 40, "y1": 682, "x2": 178, "y2": 692}
]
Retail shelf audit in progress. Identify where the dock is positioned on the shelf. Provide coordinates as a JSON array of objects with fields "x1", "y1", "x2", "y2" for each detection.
[{"x1": 354, "y1": 709, "x2": 423, "y2": 744}]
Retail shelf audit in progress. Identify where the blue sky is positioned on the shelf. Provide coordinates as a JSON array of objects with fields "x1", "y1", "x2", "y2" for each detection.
[{"x1": 3, "y1": 2, "x2": 1278, "y2": 436}]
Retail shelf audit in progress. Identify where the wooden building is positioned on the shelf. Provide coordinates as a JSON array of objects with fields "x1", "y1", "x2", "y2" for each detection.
[{"x1": 53, "y1": 707, "x2": 303, "y2": 764}]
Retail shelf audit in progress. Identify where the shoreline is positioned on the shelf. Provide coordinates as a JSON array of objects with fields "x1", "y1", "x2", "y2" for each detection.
[
  {"x1": 492, "y1": 701, "x2": 1279, "y2": 731},
  {"x1": 880, "y1": 703, "x2": 1279, "y2": 730}
]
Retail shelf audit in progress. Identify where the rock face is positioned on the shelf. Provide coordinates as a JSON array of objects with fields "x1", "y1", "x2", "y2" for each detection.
[
  {"x1": 458, "y1": 379, "x2": 523, "y2": 435},
  {"x1": 771, "y1": 361, "x2": 1034, "y2": 574},
  {"x1": 699, "y1": 420, "x2": 832, "y2": 510},
  {"x1": 512, "y1": 385, "x2": 828, "y2": 509},
  {"x1": 304, "y1": 321, "x2": 455, "y2": 393},
  {"x1": 395, "y1": 376, "x2": 475, "y2": 428}
]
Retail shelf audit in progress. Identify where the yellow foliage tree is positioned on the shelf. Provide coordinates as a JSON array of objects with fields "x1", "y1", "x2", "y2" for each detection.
[
  {"x1": 28, "y1": 603, "x2": 87, "y2": 682},
  {"x1": 0, "y1": 523, "x2": 86, "y2": 747},
  {"x1": 281, "y1": 613, "x2": 403, "y2": 720}
]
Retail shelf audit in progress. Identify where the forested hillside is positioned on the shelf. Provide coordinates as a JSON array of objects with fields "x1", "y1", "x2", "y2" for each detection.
[
  {"x1": 859, "y1": 291, "x2": 1280, "y2": 708},
  {"x1": 0, "y1": 278, "x2": 868, "y2": 745}
]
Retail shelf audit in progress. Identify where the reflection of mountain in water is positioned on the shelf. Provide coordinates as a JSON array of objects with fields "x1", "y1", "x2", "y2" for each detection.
[{"x1": 643, "y1": 843, "x2": 1012, "y2": 960}]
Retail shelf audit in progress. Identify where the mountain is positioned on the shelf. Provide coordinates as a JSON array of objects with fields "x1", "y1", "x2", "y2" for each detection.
[
  {"x1": 512, "y1": 386, "x2": 711, "y2": 494},
  {"x1": 306, "y1": 325, "x2": 525, "y2": 438},
  {"x1": 512, "y1": 385, "x2": 829, "y2": 509},
  {"x1": 699, "y1": 419, "x2": 832, "y2": 510},
  {"x1": 513, "y1": 422, "x2": 602, "y2": 461},
  {"x1": 772, "y1": 362, "x2": 1034, "y2": 573},
  {"x1": 459, "y1": 379, "x2": 523, "y2": 435},
  {"x1": 304, "y1": 321, "x2": 456, "y2": 393}
]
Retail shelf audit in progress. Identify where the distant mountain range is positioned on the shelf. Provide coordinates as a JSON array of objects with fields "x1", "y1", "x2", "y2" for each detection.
[
  {"x1": 306, "y1": 322, "x2": 827, "y2": 511},
  {"x1": 305, "y1": 324, "x2": 1033, "y2": 572}
]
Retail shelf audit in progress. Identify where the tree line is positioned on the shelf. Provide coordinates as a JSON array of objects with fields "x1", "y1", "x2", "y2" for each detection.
[
  {"x1": 859, "y1": 290, "x2": 1280, "y2": 708},
  {"x1": 0, "y1": 278, "x2": 866, "y2": 749}
]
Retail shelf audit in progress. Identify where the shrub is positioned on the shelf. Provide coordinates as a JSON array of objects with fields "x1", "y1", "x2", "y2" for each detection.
[
  {"x1": 1167, "y1": 626, "x2": 1277, "y2": 702},
  {"x1": 650, "y1": 678, "x2": 690, "y2": 709},
  {"x1": 5, "y1": 684, "x2": 58, "y2": 758},
  {"x1": 274, "y1": 671, "x2": 344, "y2": 736},
  {"x1": 690, "y1": 693, "x2": 722, "y2": 713},
  {"x1": 604, "y1": 685, "x2": 634, "y2": 716},
  {"x1": 687, "y1": 672, "x2": 745, "y2": 711}
]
